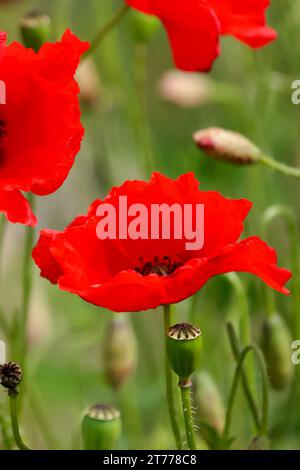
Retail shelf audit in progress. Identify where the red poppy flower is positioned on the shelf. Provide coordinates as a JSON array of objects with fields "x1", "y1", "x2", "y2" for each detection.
[
  {"x1": 0, "y1": 29, "x2": 89, "y2": 226},
  {"x1": 125, "y1": 0, "x2": 277, "y2": 71},
  {"x1": 33, "y1": 172, "x2": 291, "y2": 312}
]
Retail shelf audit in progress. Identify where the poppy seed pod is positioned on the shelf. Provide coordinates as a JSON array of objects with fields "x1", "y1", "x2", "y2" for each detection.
[
  {"x1": 193, "y1": 128, "x2": 262, "y2": 165},
  {"x1": 20, "y1": 11, "x2": 51, "y2": 52},
  {"x1": 131, "y1": 10, "x2": 159, "y2": 43},
  {"x1": 103, "y1": 317, "x2": 137, "y2": 390},
  {"x1": 261, "y1": 313, "x2": 294, "y2": 390},
  {"x1": 167, "y1": 323, "x2": 203, "y2": 384},
  {"x1": 81, "y1": 404, "x2": 121, "y2": 450},
  {"x1": 0, "y1": 362, "x2": 22, "y2": 391},
  {"x1": 193, "y1": 371, "x2": 225, "y2": 434}
]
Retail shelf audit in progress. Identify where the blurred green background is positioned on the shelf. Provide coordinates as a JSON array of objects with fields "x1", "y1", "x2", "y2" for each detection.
[{"x1": 0, "y1": 0, "x2": 300, "y2": 450}]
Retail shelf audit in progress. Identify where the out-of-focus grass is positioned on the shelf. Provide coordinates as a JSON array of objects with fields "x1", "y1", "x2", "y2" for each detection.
[{"x1": 0, "y1": 0, "x2": 299, "y2": 450}]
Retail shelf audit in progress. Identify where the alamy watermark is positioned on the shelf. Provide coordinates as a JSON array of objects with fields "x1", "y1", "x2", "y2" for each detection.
[
  {"x1": 0, "y1": 80, "x2": 6, "y2": 104},
  {"x1": 95, "y1": 197, "x2": 205, "y2": 251}
]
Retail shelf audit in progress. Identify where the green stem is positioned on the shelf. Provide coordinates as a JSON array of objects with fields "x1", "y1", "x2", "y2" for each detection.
[
  {"x1": 223, "y1": 343, "x2": 269, "y2": 441},
  {"x1": 20, "y1": 199, "x2": 35, "y2": 364},
  {"x1": 261, "y1": 205, "x2": 300, "y2": 336},
  {"x1": 225, "y1": 274, "x2": 256, "y2": 396},
  {"x1": 163, "y1": 304, "x2": 183, "y2": 450},
  {"x1": 85, "y1": 4, "x2": 130, "y2": 58},
  {"x1": 261, "y1": 154, "x2": 300, "y2": 180},
  {"x1": 180, "y1": 384, "x2": 197, "y2": 450},
  {"x1": 8, "y1": 392, "x2": 31, "y2": 450},
  {"x1": 226, "y1": 322, "x2": 261, "y2": 432},
  {"x1": 134, "y1": 44, "x2": 154, "y2": 175}
]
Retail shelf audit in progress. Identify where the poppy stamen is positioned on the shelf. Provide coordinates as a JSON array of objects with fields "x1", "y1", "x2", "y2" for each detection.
[{"x1": 134, "y1": 256, "x2": 183, "y2": 277}]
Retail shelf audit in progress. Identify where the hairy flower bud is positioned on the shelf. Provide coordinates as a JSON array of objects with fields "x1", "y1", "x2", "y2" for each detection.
[
  {"x1": 167, "y1": 323, "x2": 202, "y2": 384},
  {"x1": 261, "y1": 314, "x2": 294, "y2": 390},
  {"x1": 158, "y1": 70, "x2": 213, "y2": 108},
  {"x1": 103, "y1": 316, "x2": 137, "y2": 390},
  {"x1": 81, "y1": 404, "x2": 121, "y2": 450},
  {"x1": 0, "y1": 362, "x2": 22, "y2": 391},
  {"x1": 193, "y1": 371, "x2": 225, "y2": 433},
  {"x1": 20, "y1": 11, "x2": 51, "y2": 52},
  {"x1": 193, "y1": 127, "x2": 262, "y2": 165},
  {"x1": 76, "y1": 58, "x2": 101, "y2": 108}
]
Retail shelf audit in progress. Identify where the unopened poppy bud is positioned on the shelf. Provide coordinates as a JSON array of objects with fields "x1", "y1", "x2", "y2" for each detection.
[
  {"x1": 158, "y1": 70, "x2": 213, "y2": 108},
  {"x1": 20, "y1": 11, "x2": 51, "y2": 52},
  {"x1": 76, "y1": 58, "x2": 101, "y2": 108},
  {"x1": 193, "y1": 127, "x2": 262, "y2": 165},
  {"x1": 167, "y1": 323, "x2": 202, "y2": 385},
  {"x1": 261, "y1": 314, "x2": 294, "y2": 390},
  {"x1": 193, "y1": 371, "x2": 225, "y2": 434},
  {"x1": 131, "y1": 11, "x2": 159, "y2": 43},
  {"x1": 0, "y1": 362, "x2": 22, "y2": 391},
  {"x1": 248, "y1": 436, "x2": 270, "y2": 450},
  {"x1": 81, "y1": 404, "x2": 121, "y2": 450},
  {"x1": 103, "y1": 317, "x2": 137, "y2": 390}
]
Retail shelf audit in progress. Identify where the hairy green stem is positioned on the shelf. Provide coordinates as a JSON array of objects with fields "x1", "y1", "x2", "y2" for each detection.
[
  {"x1": 163, "y1": 304, "x2": 183, "y2": 450},
  {"x1": 85, "y1": 4, "x2": 130, "y2": 58},
  {"x1": 261, "y1": 154, "x2": 300, "y2": 180},
  {"x1": 9, "y1": 392, "x2": 31, "y2": 450},
  {"x1": 223, "y1": 343, "x2": 269, "y2": 440},
  {"x1": 180, "y1": 384, "x2": 197, "y2": 450}
]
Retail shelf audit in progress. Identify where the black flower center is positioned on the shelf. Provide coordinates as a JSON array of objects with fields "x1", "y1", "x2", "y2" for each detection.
[{"x1": 134, "y1": 256, "x2": 183, "y2": 277}]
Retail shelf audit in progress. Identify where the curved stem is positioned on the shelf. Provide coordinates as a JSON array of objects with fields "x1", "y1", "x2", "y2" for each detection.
[
  {"x1": 8, "y1": 392, "x2": 31, "y2": 450},
  {"x1": 163, "y1": 304, "x2": 183, "y2": 450},
  {"x1": 180, "y1": 384, "x2": 197, "y2": 450},
  {"x1": 226, "y1": 322, "x2": 260, "y2": 432},
  {"x1": 85, "y1": 4, "x2": 130, "y2": 58},
  {"x1": 261, "y1": 154, "x2": 300, "y2": 180},
  {"x1": 225, "y1": 274, "x2": 256, "y2": 392},
  {"x1": 261, "y1": 205, "x2": 300, "y2": 336},
  {"x1": 223, "y1": 343, "x2": 269, "y2": 440}
]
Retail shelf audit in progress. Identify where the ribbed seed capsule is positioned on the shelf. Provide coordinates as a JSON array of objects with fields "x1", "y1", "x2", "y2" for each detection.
[
  {"x1": 103, "y1": 316, "x2": 137, "y2": 390},
  {"x1": 81, "y1": 404, "x2": 121, "y2": 450},
  {"x1": 0, "y1": 362, "x2": 22, "y2": 391},
  {"x1": 167, "y1": 323, "x2": 203, "y2": 384},
  {"x1": 261, "y1": 313, "x2": 294, "y2": 390},
  {"x1": 193, "y1": 127, "x2": 262, "y2": 165},
  {"x1": 20, "y1": 11, "x2": 51, "y2": 52},
  {"x1": 192, "y1": 371, "x2": 225, "y2": 434}
]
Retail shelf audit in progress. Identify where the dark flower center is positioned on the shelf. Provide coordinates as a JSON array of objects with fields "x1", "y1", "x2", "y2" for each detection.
[{"x1": 134, "y1": 256, "x2": 183, "y2": 277}]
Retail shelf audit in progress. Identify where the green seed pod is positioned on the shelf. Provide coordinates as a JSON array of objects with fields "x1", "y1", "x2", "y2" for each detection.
[
  {"x1": 0, "y1": 362, "x2": 22, "y2": 391},
  {"x1": 261, "y1": 313, "x2": 294, "y2": 390},
  {"x1": 131, "y1": 11, "x2": 159, "y2": 44},
  {"x1": 193, "y1": 127, "x2": 262, "y2": 165},
  {"x1": 248, "y1": 436, "x2": 270, "y2": 450},
  {"x1": 167, "y1": 323, "x2": 203, "y2": 383},
  {"x1": 192, "y1": 371, "x2": 225, "y2": 434},
  {"x1": 81, "y1": 404, "x2": 121, "y2": 450},
  {"x1": 103, "y1": 316, "x2": 137, "y2": 390},
  {"x1": 20, "y1": 11, "x2": 51, "y2": 52}
]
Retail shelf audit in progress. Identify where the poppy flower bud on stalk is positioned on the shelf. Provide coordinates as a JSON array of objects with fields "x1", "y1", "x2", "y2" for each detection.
[
  {"x1": 81, "y1": 404, "x2": 121, "y2": 450},
  {"x1": 0, "y1": 362, "x2": 22, "y2": 392},
  {"x1": 261, "y1": 313, "x2": 294, "y2": 390},
  {"x1": 193, "y1": 128, "x2": 262, "y2": 165},
  {"x1": 76, "y1": 58, "x2": 101, "y2": 108},
  {"x1": 103, "y1": 317, "x2": 137, "y2": 390},
  {"x1": 167, "y1": 323, "x2": 203, "y2": 386},
  {"x1": 192, "y1": 371, "x2": 225, "y2": 434},
  {"x1": 158, "y1": 70, "x2": 214, "y2": 109},
  {"x1": 131, "y1": 10, "x2": 159, "y2": 44},
  {"x1": 20, "y1": 11, "x2": 51, "y2": 52}
]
